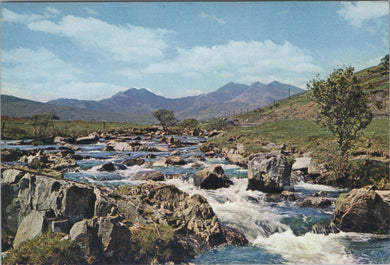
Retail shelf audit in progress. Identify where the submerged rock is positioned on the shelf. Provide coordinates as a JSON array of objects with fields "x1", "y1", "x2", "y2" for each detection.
[
  {"x1": 193, "y1": 165, "x2": 233, "y2": 190},
  {"x1": 332, "y1": 186, "x2": 390, "y2": 233},
  {"x1": 247, "y1": 153, "x2": 291, "y2": 193}
]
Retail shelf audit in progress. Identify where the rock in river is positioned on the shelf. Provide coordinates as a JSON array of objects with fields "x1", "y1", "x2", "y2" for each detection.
[
  {"x1": 193, "y1": 165, "x2": 233, "y2": 190},
  {"x1": 332, "y1": 186, "x2": 390, "y2": 233},
  {"x1": 247, "y1": 153, "x2": 291, "y2": 193}
]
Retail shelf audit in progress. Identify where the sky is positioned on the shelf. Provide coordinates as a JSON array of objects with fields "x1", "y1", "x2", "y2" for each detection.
[{"x1": 1, "y1": 1, "x2": 389, "y2": 102}]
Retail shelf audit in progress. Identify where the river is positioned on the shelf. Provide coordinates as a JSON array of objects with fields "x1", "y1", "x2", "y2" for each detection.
[{"x1": 2, "y1": 135, "x2": 389, "y2": 264}]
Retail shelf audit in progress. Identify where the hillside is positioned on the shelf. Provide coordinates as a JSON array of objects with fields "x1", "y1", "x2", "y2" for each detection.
[
  {"x1": 47, "y1": 81, "x2": 304, "y2": 120},
  {"x1": 1, "y1": 95, "x2": 156, "y2": 124},
  {"x1": 205, "y1": 57, "x2": 389, "y2": 162},
  {"x1": 235, "y1": 61, "x2": 389, "y2": 125}
]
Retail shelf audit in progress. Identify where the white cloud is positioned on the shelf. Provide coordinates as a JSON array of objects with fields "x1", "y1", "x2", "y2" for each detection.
[
  {"x1": 1, "y1": 48, "x2": 84, "y2": 101},
  {"x1": 2, "y1": 47, "x2": 82, "y2": 82},
  {"x1": 1, "y1": 8, "x2": 44, "y2": 23},
  {"x1": 338, "y1": 2, "x2": 389, "y2": 27},
  {"x1": 200, "y1": 12, "x2": 226, "y2": 25},
  {"x1": 145, "y1": 40, "x2": 323, "y2": 88},
  {"x1": 26, "y1": 15, "x2": 174, "y2": 63}
]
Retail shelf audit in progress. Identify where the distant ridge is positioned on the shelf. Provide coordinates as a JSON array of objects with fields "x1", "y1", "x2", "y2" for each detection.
[
  {"x1": 1, "y1": 95, "x2": 156, "y2": 124},
  {"x1": 46, "y1": 81, "x2": 304, "y2": 120}
]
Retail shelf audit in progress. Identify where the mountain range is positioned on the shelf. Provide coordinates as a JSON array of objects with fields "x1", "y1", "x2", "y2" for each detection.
[
  {"x1": 2, "y1": 81, "x2": 304, "y2": 123},
  {"x1": 47, "y1": 81, "x2": 304, "y2": 120}
]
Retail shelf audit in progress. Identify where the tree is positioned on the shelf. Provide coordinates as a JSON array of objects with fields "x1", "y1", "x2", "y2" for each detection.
[
  {"x1": 31, "y1": 112, "x2": 56, "y2": 138},
  {"x1": 307, "y1": 66, "x2": 372, "y2": 178},
  {"x1": 152, "y1": 109, "x2": 178, "y2": 131},
  {"x1": 179, "y1": 118, "x2": 200, "y2": 130}
]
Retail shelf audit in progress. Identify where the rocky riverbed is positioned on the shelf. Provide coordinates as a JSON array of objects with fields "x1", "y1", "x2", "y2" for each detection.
[{"x1": 2, "y1": 129, "x2": 390, "y2": 264}]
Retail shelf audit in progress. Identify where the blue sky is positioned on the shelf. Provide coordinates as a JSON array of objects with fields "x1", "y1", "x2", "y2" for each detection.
[{"x1": 1, "y1": 1, "x2": 388, "y2": 101}]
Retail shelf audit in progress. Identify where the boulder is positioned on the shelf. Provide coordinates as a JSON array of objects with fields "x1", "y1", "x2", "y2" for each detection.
[
  {"x1": 280, "y1": 190, "x2": 297, "y2": 201},
  {"x1": 292, "y1": 157, "x2": 312, "y2": 172},
  {"x1": 13, "y1": 211, "x2": 47, "y2": 248},
  {"x1": 247, "y1": 153, "x2": 291, "y2": 193},
  {"x1": 97, "y1": 162, "x2": 126, "y2": 172},
  {"x1": 165, "y1": 156, "x2": 187, "y2": 166},
  {"x1": 226, "y1": 153, "x2": 248, "y2": 168},
  {"x1": 1, "y1": 149, "x2": 31, "y2": 162},
  {"x1": 153, "y1": 146, "x2": 170, "y2": 152},
  {"x1": 332, "y1": 186, "x2": 390, "y2": 233},
  {"x1": 76, "y1": 134, "x2": 99, "y2": 145},
  {"x1": 298, "y1": 196, "x2": 332, "y2": 208},
  {"x1": 193, "y1": 165, "x2": 233, "y2": 190},
  {"x1": 104, "y1": 141, "x2": 133, "y2": 152},
  {"x1": 123, "y1": 157, "x2": 145, "y2": 166},
  {"x1": 135, "y1": 171, "x2": 165, "y2": 181},
  {"x1": 222, "y1": 225, "x2": 249, "y2": 246}
]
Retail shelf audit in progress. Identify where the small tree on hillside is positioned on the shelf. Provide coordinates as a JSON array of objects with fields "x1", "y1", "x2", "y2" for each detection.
[
  {"x1": 31, "y1": 112, "x2": 56, "y2": 138},
  {"x1": 307, "y1": 66, "x2": 373, "y2": 179},
  {"x1": 180, "y1": 118, "x2": 200, "y2": 130},
  {"x1": 152, "y1": 109, "x2": 178, "y2": 131}
]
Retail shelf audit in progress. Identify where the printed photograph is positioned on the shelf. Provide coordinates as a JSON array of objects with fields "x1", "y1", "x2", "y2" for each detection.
[{"x1": 1, "y1": 1, "x2": 389, "y2": 264}]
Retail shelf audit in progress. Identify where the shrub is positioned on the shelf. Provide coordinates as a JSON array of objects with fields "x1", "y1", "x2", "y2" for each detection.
[
  {"x1": 347, "y1": 159, "x2": 389, "y2": 189},
  {"x1": 129, "y1": 224, "x2": 182, "y2": 264},
  {"x1": 2, "y1": 231, "x2": 86, "y2": 265}
]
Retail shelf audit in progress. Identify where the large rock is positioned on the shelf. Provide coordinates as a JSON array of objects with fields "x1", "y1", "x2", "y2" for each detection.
[
  {"x1": 135, "y1": 171, "x2": 165, "y2": 181},
  {"x1": 13, "y1": 211, "x2": 47, "y2": 248},
  {"x1": 1, "y1": 168, "x2": 247, "y2": 263},
  {"x1": 247, "y1": 153, "x2": 291, "y2": 193},
  {"x1": 292, "y1": 157, "x2": 312, "y2": 172},
  {"x1": 97, "y1": 162, "x2": 126, "y2": 172},
  {"x1": 76, "y1": 133, "x2": 99, "y2": 144},
  {"x1": 333, "y1": 186, "x2": 390, "y2": 233},
  {"x1": 193, "y1": 165, "x2": 233, "y2": 190},
  {"x1": 226, "y1": 153, "x2": 248, "y2": 168},
  {"x1": 104, "y1": 141, "x2": 133, "y2": 152}
]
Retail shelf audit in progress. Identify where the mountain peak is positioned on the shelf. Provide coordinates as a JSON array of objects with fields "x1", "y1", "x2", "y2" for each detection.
[{"x1": 268, "y1": 81, "x2": 281, "y2": 86}]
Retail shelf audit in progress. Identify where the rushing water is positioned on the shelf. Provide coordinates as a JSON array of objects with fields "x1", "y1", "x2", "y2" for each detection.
[{"x1": 2, "y1": 136, "x2": 390, "y2": 264}]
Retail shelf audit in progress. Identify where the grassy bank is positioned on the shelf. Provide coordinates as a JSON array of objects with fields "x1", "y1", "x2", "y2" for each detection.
[{"x1": 1, "y1": 117, "x2": 142, "y2": 140}]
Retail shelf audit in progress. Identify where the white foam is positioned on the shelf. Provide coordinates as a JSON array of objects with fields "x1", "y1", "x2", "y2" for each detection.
[
  {"x1": 254, "y1": 230, "x2": 356, "y2": 264},
  {"x1": 295, "y1": 182, "x2": 348, "y2": 192}
]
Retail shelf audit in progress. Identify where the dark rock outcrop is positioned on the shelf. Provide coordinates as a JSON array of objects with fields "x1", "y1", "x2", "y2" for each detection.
[
  {"x1": 193, "y1": 165, "x2": 233, "y2": 190},
  {"x1": 332, "y1": 186, "x2": 390, "y2": 233},
  {"x1": 1, "y1": 169, "x2": 247, "y2": 263},
  {"x1": 247, "y1": 153, "x2": 291, "y2": 193}
]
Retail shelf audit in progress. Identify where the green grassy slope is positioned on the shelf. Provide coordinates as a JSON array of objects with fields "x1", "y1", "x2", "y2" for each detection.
[
  {"x1": 206, "y1": 59, "x2": 389, "y2": 160},
  {"x1": 235, "y1": 61, "x2": 389, "y2": 124}
]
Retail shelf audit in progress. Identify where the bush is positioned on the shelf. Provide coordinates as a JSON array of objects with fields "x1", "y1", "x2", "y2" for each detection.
[
  {"x1": 2, "y1": 231, "x2": 86, "y2": 265},
  {"x1": 347, "y1": 159, "x2": 389, "y2": 189},
  {"x1": 129, "y1": 224, "x2": 183, "y2": 264}
]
